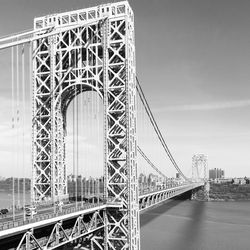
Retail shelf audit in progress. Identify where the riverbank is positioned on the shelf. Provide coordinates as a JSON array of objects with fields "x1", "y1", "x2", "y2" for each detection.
[{"x1": 209, "y1": 183, "x2": 250, "y2": 201}]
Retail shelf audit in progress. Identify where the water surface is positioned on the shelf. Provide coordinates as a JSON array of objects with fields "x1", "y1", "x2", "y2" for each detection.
[{"x1": 140, "y1": 200, "x2": 250, "y2": 250}]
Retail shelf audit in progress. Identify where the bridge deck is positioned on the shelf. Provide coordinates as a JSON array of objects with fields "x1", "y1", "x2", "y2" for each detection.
[{"x1": 0, "y1": 183, "x2": 204, "y2": 240}]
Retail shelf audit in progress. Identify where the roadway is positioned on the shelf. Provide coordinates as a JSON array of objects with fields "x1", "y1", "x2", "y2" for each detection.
[{"x1": 0, "y1": 200, "x2": 101, "y2": 231}]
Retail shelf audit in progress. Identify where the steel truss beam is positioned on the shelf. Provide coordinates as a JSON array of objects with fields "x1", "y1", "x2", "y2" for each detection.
[
  {"x1": 13, "y1": 209, "x2": 105, "y2": 250},
  {"x1": 139, "y1": 183, "x2": 203, "y2": 211}
]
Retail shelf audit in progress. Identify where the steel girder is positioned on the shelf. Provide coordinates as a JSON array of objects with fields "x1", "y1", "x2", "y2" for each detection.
[
  {"x1": 14, "y1": 210, "x2": 105, "y2": 250},
  {"x1": 139, "y1": 183, "x2": 204, "y2": 211},
  {"x1": 32, "y1": 1, "x2": 139, "y2": 249}
]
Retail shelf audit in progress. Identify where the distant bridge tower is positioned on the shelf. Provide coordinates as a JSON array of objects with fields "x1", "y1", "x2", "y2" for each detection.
[
  {"x1": 32, "y1": 1, "x2": 140, "y2": 249},
  {"x1": 192, "y1": 154, "x2": 209, "y2": 200}
]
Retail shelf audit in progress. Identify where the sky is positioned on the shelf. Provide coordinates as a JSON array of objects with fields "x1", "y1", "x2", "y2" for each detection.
[{"x1": 0, "y1": 0, "x2": 250, "y2": 178}]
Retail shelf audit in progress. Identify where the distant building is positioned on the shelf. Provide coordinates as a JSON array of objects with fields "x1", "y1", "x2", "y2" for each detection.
[
  {"x1": 212, "y1": 178, "x2": 231, "y2": 184},
  {"x1": 209, "y1": 168, "x2": 225, "y2": 180},
  {"x1": 232, "y1": 178, "x2": 247, "y2": 185},
  {"x1": 139, "y1": 173, "x2": 147, "y2": 185}
]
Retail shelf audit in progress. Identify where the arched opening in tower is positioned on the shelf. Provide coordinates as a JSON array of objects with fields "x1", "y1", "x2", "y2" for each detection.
[{"x1": 65, "y1": 90, "x2": 104, "y2": 203}]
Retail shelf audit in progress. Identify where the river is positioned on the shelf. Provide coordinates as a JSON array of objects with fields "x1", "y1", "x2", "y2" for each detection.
[{"x1": 140, "y1": 200, "x2": 250, "y2": 250}]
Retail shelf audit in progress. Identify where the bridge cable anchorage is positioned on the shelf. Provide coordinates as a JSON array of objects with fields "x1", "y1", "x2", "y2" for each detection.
[
  {"x1": 137, "y1": 146, "x2": 167, "y2": 180},
  {"x1": 136, "y1": 76, "x2": 189, "y2": 182},
  {"x1": 31, "y1": 17, "x2": 108, "y2": 126}
]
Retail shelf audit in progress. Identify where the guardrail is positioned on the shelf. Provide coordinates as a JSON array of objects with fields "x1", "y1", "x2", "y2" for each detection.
[{"x1": 0, "y1": 202, "x2": 103, "y2": 231}]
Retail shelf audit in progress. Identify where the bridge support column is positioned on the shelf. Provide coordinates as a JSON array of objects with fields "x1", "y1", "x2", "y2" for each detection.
[
  {"x1": 204, "y1": 181, "x2": 210, "y2": 201},
  {"x1": 102, "y1": 4, "x2": 140, "y2": 249},
  {"x1": 32, "y1": 33, "x2": 68, "y2": 203},
  {"x1": 191, "y1": 182, "x2": 210, "y2": 201}
]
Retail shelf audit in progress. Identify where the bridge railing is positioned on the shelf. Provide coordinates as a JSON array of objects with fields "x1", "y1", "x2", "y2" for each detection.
[
  {"x1": 0, "y1": 202, "x2": 103, "y2": 231},
  {"x1": 139, "y1": 181, "x2": 191, "y2": 196}
]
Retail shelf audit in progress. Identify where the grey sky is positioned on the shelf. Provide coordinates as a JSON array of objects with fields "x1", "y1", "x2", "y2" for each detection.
[{"x1": 0, "y1": 0, "x2": 250, "y2": 177}]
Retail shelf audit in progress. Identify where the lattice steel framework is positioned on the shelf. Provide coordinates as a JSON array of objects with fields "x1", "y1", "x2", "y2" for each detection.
[
  {"x1": 192, "y1": 154, "x2": 207, "y2": 182},
  {"x1": 192, "y1": 154, "x2": 209, "y2": 200},
  {"x1": 16, "y1": 209, "x2": 105, "y2": 250},
  {"x1": 32, "y1": 1, "x2": 139, "y2": 249}
]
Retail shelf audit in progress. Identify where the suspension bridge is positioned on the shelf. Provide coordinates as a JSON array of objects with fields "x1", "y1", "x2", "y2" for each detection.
[{"x1": 0, "y1": 1, "x2": 208, "y2": 249}]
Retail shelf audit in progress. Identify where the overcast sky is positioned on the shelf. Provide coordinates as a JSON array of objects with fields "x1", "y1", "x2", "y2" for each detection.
[{"x1": 0, "y1": 0, "x2": 250, "y2": 178}]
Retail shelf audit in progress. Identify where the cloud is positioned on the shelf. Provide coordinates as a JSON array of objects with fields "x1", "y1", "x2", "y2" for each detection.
[{"x1": 154, "y1": 99, "x2": 250, "y2": 112}]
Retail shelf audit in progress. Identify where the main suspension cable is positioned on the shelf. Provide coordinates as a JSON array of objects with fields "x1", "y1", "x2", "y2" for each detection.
[
  {"x1": 136, "y1": 76, "x2": 188, "y2": 181},
  {"x1": 137, "y1": 146, "x2": 167, "y2": 180}
]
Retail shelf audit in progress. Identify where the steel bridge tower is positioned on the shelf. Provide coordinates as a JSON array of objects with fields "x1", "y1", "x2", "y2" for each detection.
[
  {"x1": 32, "y1": 1, "x2": 140, "y2": 249},
  {"x1": 192, "y1": 154, "x2": 209, "y2": 200}
]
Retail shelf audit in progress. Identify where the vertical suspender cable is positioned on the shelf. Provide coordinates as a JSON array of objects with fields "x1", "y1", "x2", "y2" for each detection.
[
  {"x1": 80, "y1": 83, "x2": 83, "y2": 208},
  {"x1": 76, "y1": 88, "x2": 79, "y2": 208},
  {"x1": 91, "y1": 86, "x2": 94, "y2": 204},
  {"x1": 142, "y1": 99, "x2": 146, "y2": 188},
  {"x1": 141, "y1": 98, "x2": 145, "y2": 185},
  {"x1": 79, "y1": 37, "x2": 83, "y2": 208},
  {"x1": 11, "y1": 45, "x2": 15, "y2": 220},
  {"x1": 75, "y1": 94, "x2": 77, "y2": 206},
  {"x1": 84, "y1": 95, "x2": 87, "y2": 203},
  {"x1": 21, "y1": 45, "x2": 26, "y2": 220},
  {"x1": 87, "y1": 94, "x2": 89, "y2": 202},
  {"x1": 141, "y1": 98, "x2": 145, "y2": 192},
  {"x1": 87, "y1": 92, "x2": 90, "y2": 201},
  {"x1": 97, "y1": 87, "x2": 100, "y2": 205},
  {"x1": 72, "y1": 88, "x2": 74, "y2": 204},
  {"x1": 75, "y1": 46, "x2": 79, "y2": 209},
  {"x1": 91, "y1": 88, "x2": 94, "y2": 203},
  {"x1": 85, "y1": 93, "x2": 87, "y2": 201},
  {"x1": 29, "y1": 43, "x2": 33, "y2": 205},
  {"x1": 74, "y1": 45, "x2": 79, "y2": 208},
  {"x1": 94, "y1": 87, "x2": 97, "y2": 204},
  {"x1": 16, "y1": 45, "x2": 20, "y2": 209},
  {"x1": 90, "y1": 43, "x2": 94, "y2": 203}
]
